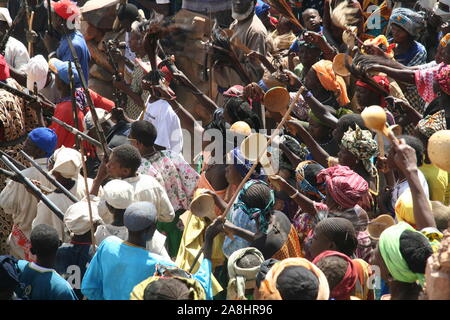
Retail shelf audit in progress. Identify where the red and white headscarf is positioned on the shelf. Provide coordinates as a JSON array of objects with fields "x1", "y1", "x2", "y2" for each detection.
[{"x1": 317, "y1": 165, "x2": 368, "y2": 209}]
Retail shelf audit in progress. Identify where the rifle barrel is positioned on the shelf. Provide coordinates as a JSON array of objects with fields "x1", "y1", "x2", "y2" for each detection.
[
  {"x1": 48, "y1": 116, "x2": 104, "y2": 148},
  {"x1": 19, "y1": 150, "x2": 78, "y2": 203},
  {"x1": 0, "y1": 155, "x2": 64, "y2": 221}
]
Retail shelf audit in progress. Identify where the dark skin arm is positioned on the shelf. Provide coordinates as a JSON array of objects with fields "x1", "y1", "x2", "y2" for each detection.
[
  {"x1": 366, "y1": 64, "x2": 416, "y2": 84},
  {"x1": 268, "y1": 175, "x2": 316, "y2": 214},
  {"x1": 302, "y1": 90, "x2": 339, "y2": 128},
  {"x1": 203, "y1": 218, "x2": 226, "y2": 260},
  {"x1": 391, "y1": 139, "x2": 436, "y2": 229},
  {"x1": 285, "y1": 120, "x2": 330, "y2": 168},
  {"x1": 90, "y1": 159, "x2": 109, "y2": 196}
]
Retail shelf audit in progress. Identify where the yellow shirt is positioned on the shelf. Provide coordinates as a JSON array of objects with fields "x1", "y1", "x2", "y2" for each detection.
[{"x1": 420, "y1": 163, "x2": 449, "y2": 205}]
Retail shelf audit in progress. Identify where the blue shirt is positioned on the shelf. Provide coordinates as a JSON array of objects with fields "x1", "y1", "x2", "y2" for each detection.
[
  {"x1": 81, "y1": 236, "x2": 176, "y2": 300},
  {"x1": 57, "y1": 31, "x2": 91, "y2": 85},
  {"x1": 192, "y1": 258, "x2": 214, "y2": 300},
  {"x1": 16, "y1": 261, "x2": 78, "y2": 300}
]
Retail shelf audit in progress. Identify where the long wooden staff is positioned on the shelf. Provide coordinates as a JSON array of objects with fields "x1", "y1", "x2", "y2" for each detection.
[
  {"x1": 68, "y1": 60, "x2": 96, "y2": 252},
  {"x1": 28, "y1": 11, "x2": 35, "y2": 57},
  {"x1": 188, "y1": 86, "x2": 305, "y2": 273}
]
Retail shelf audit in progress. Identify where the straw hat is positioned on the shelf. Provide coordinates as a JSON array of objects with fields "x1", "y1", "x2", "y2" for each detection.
[
  {"x1": 263, "y1": 87, "x2": 290, "y2": 113},
  {"x1": 428, "y1": 130, "x2": 450, "y2": 172},
  {"x1": 367, "y1": 214, "x2": 395, "y2": 240},
  {"x1": 190, "y1": 188, "x2": 215, "y2": 221}
]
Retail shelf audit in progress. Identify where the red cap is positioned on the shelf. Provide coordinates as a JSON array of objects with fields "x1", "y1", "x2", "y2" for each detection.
[
  {"x1": 51, "y1": 0, "x2": 80, "y2": 20},
  {"x1": 0, "y1": 55, "x2": 10, "y2": 81}
]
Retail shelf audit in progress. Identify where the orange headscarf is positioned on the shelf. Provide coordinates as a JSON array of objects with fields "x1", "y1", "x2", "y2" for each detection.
[
  {"x1": 256, "y1": 258, "x2": 330, "y2": 300},
  {"x1": 311, "y1": 60, "x2": 350, "y2": 106}
]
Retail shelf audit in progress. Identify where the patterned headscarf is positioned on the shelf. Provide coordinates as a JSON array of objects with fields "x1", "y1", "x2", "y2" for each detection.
[
  {"x1": 311, "y1": 60, "x2": 350, "y2": 107},
  {"x1": 312, "y1": 250, "x2": 358, "y2": 300},
  {"x1": 417, "y1": 110, "x2": 447, "y2": 138},
  {"x1": 436, "y1": 64, "x2": 450, "y2": 95},
  {"x1": 317, "y1": 165, "x2": 369, "y2": 209},
  {"x1": 341, "y1": 124, "x2": 379, "y2": 177},
  {"x1": 139, "y1": 264, "x2": 207, "y2": 300},
  {"x1": 295, "y1": 161, "x2": 326, "y2": 201},
  {"x1": 415, "y1": 62, "x2": 445, "y2": 103},
  {"x1": 390, "y1": 8, "x2": 425, "y2": 37},
  {"x1": 234, "y1": 180, "x2": 275, "y2": 234}
]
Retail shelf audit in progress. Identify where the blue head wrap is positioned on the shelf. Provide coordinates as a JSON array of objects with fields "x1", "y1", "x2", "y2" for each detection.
[
  {"x1": 49, "y1": 58, "x2": 82, "y2": 88},
  {"x1": 255, "y1": 0, "x2": 270, "y2": 17},
  {"x1": 28, "y1": 127, "x2": 58, "y2": 158},
  {"x1": 230, "y1": 147, "x2": 264, "y2": 180}
]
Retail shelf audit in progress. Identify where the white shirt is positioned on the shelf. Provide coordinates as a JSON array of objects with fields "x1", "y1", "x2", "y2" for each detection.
[
  {"x1": 144, "y1": 99, "x2": 183, "y2": 154},
  {"x1": 33, "y1": 175, "x2": 102, "y2": 242},
  {"x1": 5, "y1": 36, "x2": 30, "y2": 73},
  {"x1": 391, "y1": 170, "x2": 430, "y2": 210},
  {"x1": 123, "y1": 173, "x2": 175, "y2": 223},
  {"x1": 0, "y1": 158, "x2": 53, "y2": 237}
]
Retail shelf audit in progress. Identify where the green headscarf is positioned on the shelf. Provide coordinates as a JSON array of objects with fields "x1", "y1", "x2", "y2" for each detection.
[{"x1": 379, "y1": 222, "x2": 427, "y2": 286}]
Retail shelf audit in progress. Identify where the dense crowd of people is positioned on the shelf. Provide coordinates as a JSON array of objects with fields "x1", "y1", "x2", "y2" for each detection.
[{"x1": 0, "y1": 0, "x2": 450, "y2": 301}]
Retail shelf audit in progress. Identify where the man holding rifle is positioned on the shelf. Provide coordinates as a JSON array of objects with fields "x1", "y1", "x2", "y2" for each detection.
[
  {"x1": 43, "y1": 0, "x2": 90, "y2": 85},
  {"x1": 0, "y1": 127, "x2": 57, "y2": 261},
  {"x1": 0, "y1": 56, "x2": 41, "y2": 256},
  {"x1": 47, "y1": 58, "x2": 114, "y2": 151}
]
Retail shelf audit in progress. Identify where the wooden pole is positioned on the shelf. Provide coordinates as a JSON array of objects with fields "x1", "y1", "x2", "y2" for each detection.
[
  {"x1": 28, "y1": 11, "x2": 34, "y2": 57},
  {"x1": 188, "y1": 86, "x2": 305, "y2": 273},
  {"x1": 79, "y1": 143, "x2": 97, "y2": 253}
]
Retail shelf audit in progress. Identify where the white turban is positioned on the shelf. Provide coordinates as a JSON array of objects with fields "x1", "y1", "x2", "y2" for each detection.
[
  {"x1": 49, "y1": 146, "x2": 82, "y2": 179},
  {"x1": 25, "y1": 55, "x2": 49, "y2": 91},
  {"x1": 0, "y1": 8, "x2": 12, "y2": 27}
]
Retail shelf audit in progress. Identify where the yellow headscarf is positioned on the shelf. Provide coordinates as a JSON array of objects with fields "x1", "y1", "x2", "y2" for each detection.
[{"x1": 311, "y1": 60, "x2": 350, "y2": 106}]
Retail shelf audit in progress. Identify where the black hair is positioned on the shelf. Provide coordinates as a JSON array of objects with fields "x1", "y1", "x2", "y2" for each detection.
[
  {"x1": 236, "y1": 253, "x2": 262, "y2": 269},
  {"x1": 117, "y1": 3, "x2": 139, "y2": 22},
  {"x1": 276, "y1": 266, "x2": 319, "y2": 300},
  {"x1": 143, "y1": 278, "x2": 191, "y2": 300},
  {"x1": 336, "y1": 114, "x2": 367, "y2": 133},
  {"x1": 397, "y1": 135, "x2": 425, "y2": 167},
  {"x1": 315, "y1": 217, "x2": 358, "y2": 257},
  {"x1": 241, "y1": 182, "x2": 273, "y2": 211},
  {"x1": 130, "y1": 120, "x2": 157, "y2": 147},
  {"x1": 112, "y1": 144, "x2": 142, "y2": 174},
  {"x1": 304, "y1": 163, "x2": 325, "y2": 187},
  {"x1": 315, "y1": 255, "x2": 348, "y2": 290},
  {"x1": 329, "y1": 208, "x2": 367, "y2": 232},
  {"x1": 30, "y1": 224, "x2": 60, "y2": 258},
  {"x1": 105, "y1": 202, "x2": 126, "y2": 216},
  {"x1": 399, "y1": 229, "x2": 433, "y2": 274},
  {"x1": 255, "y1": 258, "x2": 279, "y2": 288},
  {"x1": 223, "y1": 96, "x2": 262, "y2": 131}
]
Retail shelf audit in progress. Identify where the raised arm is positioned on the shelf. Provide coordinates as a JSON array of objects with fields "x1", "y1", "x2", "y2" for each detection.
[
  {"x1": 285, "y1": 120, "x2": 330, "y2": 168},
  {"x1": 392, "y1": 139, "x2": 436, "y2": 229}
]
